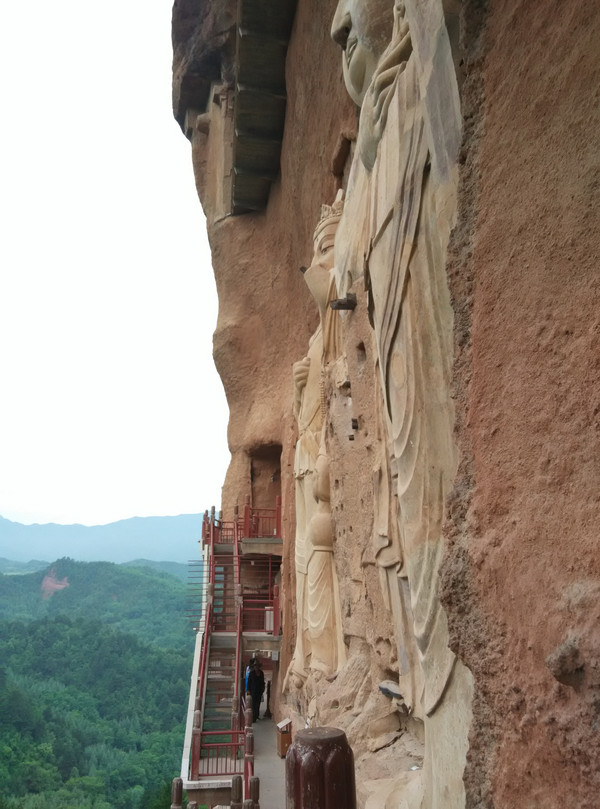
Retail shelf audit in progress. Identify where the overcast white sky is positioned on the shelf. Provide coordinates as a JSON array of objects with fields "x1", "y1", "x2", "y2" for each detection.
[{"x1": 0, "y1": 0, "x2": 230, "y2": 526}]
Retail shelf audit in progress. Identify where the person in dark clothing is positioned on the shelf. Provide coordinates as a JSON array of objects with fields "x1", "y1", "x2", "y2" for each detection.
[
  {"x1": 245, "y1": 657, "x2": 257, "y2": 692},
  {"x1": 247, "y1": 662, "x2": 265, "y2": 721}
]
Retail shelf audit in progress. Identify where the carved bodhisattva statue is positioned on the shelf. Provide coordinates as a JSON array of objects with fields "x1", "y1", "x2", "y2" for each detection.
[
  {"x1": 331, "y1": 2, "x2": 472, "y2": 808},
  {"x1": 286, "y1": 196, "x2": 347, "y2": 687}
]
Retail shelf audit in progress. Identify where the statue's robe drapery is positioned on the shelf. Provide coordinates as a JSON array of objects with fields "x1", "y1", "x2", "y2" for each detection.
[
  {"x1": 368, "y1": 55, "x2": 457, "y2": 716},
  {"x1": 290, "y1": 272, "x2": 346, "y2": 681},
  {"x1": 334, "y1": 27, "x2": 472, "y2": 806}
]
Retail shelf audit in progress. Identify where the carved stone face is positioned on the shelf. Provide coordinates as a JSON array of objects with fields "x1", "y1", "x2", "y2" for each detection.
[
  {"x1": 303, "y1": 218, "x2": 338, "y2": 311},
  {"x1": 331, "y1": 0, "x2": 394, "y2": 106}
]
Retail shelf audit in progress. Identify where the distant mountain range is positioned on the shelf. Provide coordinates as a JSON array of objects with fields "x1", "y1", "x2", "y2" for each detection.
[
  {"x1": 0, "y1": 514, "x2": 205, "y2": 564},
  {"x1": 0, "y1": 557, "x2": 190, "y2": 580}
]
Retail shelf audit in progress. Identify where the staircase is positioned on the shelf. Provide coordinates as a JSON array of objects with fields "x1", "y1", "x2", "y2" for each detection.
[
  {"x1": 184, "y1": 500, "x2": 283, "y2": 795},
  {"x1": 202, "y1": 639, "x2": 237, "y2": 733}
]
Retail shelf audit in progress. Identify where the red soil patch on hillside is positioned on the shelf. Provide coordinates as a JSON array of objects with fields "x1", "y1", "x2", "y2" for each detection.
[{"x1": 41, "y1": 569, "x2": 69, "y2": 600}]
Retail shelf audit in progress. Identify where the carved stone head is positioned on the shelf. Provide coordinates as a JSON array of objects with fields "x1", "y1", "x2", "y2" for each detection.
[
  {"x1": 302, "y1": 195, "x2": 344, "y2": 314},
  {"x1": 331, "y1": 0, "x2": 394, "y2": 106}
]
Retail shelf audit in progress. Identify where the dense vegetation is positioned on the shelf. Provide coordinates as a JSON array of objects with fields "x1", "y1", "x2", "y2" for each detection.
[
  {"x1": 0, "y1": 558, "x2": 197, "y2": 648},
  {"x1": 0, "y1": 560, "x2": 196, "y2": 808}
]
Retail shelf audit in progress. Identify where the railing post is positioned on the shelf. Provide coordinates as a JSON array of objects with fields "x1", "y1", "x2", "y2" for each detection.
[
  {"x1": 273, "y1": 585, "x2": 280, "y2": 636},
  {"x1": 244, "y1": 495, "x2": 251, "y2": 538},
  {"x1": 285, "y1": 727, "x2": 356, "y2": 809},
  {"x1": 250, "y1": 775, "x2": 260, "y2": 809},
  {"x1": 245, "y1": 694, "x2": 253, "y2": 730},
  {"x1": 232, "y1": 774, "x2": 243, "y2": 809},
  {"x1": 244, "y1": 729, "x2": 254, "y2": 797},
  {"x1": 190, "y1": 709, "x2": 201, "y2": 780},
  {"x1": 170, "y1": 777, "x2": 183, "y2": 809},
  {"x1": 276, "y1": 495, "x2": 282, "y2": 538},
  {"x1": 232, "y1": 694, "x2": 240, "y2": 731}
]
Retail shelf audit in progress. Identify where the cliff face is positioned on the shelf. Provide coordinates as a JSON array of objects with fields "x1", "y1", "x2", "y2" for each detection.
[
  {"x1": 172, "y1": 0, "x2": 356, "y2": 686},
  {"x1": 172, "y1": 0, "x2": 600, "y2": 806},
  {"x1": 445, "y1": 1, "x2": 600, "y2": 806}
]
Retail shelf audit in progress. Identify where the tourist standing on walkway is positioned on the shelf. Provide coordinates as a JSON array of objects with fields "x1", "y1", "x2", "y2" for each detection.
[
  {"x1": 245, "y1": 656, "x2": 257, "y2": 692},
  {"x1": 247, "y1": 661, "x2": 265, "y2": 721}
]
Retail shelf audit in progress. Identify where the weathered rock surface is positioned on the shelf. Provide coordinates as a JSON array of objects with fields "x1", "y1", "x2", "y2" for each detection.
[{"x1": 444, "y1": 1, "x2": 600, "y2": 807}]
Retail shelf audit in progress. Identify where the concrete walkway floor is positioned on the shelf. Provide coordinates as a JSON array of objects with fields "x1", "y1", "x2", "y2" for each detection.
[{"x1": 251, "y1": 716, "x2": 286, "y2": 809}]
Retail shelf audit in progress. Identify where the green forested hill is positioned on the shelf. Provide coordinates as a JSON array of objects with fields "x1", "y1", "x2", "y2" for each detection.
[
  {"x1": 0, "y1": 561, "x2": 197, "y2": 809},
  {"x1": 0, "y1": 558, "x2": 195, "y2": 649}
]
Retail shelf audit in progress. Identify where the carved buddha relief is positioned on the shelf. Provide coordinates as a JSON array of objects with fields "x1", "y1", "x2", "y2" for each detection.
[
  {"x1": 331, "y1": 2, "x2": 473, "y2": 808},
  {"x1": 286, "y1": 195, "x2": 347, "y2": 687}
]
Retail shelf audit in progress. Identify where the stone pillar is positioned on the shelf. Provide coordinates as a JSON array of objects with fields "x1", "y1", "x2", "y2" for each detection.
[
  {"x1": 285, "y1": 727, "x2": 356, "y2": 809},
  {"x1": 170, "y1": 777, "x2": 183, "y2": 809},
  {"x1": 245, "y1": 729, "x2": 255, "y2": 788},
  {"x1": 249, "y1": 774, "x2": 260, "y2": 809},
  {"x1": 245, "y1": 694, "x2": 253, "y2": 729},
  {"x1": 190, "y1": 708, "x2": 201, "y2": 780},
  {"x1": 232, "y1": 694, "x2": 240, "y2": 731},
  {"x1": 231, "y1": 774, "x2": 243, "y2": 809}
]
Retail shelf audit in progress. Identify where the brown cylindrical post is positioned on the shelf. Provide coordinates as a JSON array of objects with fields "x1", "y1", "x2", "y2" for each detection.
[
  {"x1": 232, "y1": 694, "x2": 239, "y2": 731},
  {"x1": 286, "y1": 727, "x2": 356, "y2": 809},
  {"x1": 245, "y1": 729, "x2": 254, "y2": 758},
  {"x1": 190, "y1": 730, "x2": 200, "y2": 779},
  {"x1": 245, "y1": 729, "x2": 255, "y2": 792},
  {"x1": 231, "y1": 773, "x2": 243, "y2": 809},
  {"x1": 249, "y1": 774, "x2": 260, "y2": 809},
  {"x1": 170, "y1": 777, "x2": 183, "y2": 809},
  {"x1": 245, "y1": 694, "x2": 253, "y2": 730},
  {"x1": 190, "y1": 708, "x2": 202, "y2": 780}
]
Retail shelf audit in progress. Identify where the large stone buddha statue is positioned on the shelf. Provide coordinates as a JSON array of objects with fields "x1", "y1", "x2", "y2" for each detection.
[
  {"x1": 286, "y1": 195, "x2": 347, "y2": 687},
  {"x1": 331, "y1": 2, "x2": 472, "y2": 808}
]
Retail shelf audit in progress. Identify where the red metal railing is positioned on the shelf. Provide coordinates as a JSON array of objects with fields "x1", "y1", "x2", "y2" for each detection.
[
  {"x1": 240, "y1": 495, "x2": 282, "y2": 539},
  {"x1": 197, "y1": 601, "x2": 212, "y2": 709},
  {"x1": 189, "y1": 498, "x2": 281, "y2": 795},
  {"x1": 191, "y1": 599, "x2": 213, "y2": 781},
  {"x1": 242, "y1": 599, "x2": 274, "y2": 632},
  {"x1": 202, "y1": 508, "x2": 236, "y2": 546},
  {"x1": 232, "y1": 515, "x2": 242, "y2": 722},
  {"x1": 197, "y1": 730, "x2": 245, "y2": 776}
]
